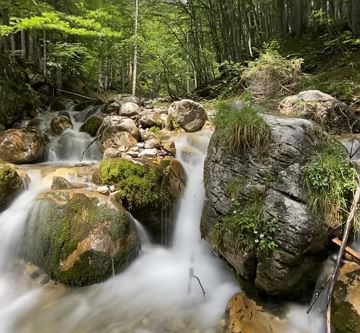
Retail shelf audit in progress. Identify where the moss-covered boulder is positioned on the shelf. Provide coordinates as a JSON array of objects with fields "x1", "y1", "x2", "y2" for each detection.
[
  {"x1": 202, "y1": 104, "x2": 352, "y2": 296},
  {"x1": 80, "y1": 115, "x2": 103, "y2": 137},
  {"x1": 22, "y1": 190, "x2": 140, "y2": 286},
  {"x1": 0, "y1": 129, "x2": 46, "y2": 164},
  {"x1": 0, "y1": 164, "x2": 24, "y2": 211},
  {"x1": 98, "y1": 157, "x2": 186, "y2": 243},
  {"x1": 332, "y1": 263, "x2": 360, "y2": 333}
]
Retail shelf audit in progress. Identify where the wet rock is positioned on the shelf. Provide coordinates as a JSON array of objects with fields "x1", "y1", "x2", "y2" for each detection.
[
  {"x1": 97, "y1": 185, "x2": 110, "y2": 195},
  {"x1": 139, "y1": 110, "x2": 165, "y2": 128},
  {"x1": 105, "y1": 94, "x2": 141, "y2": 113},
  {"x1": 144, "y1": 138, "x2": 161, "y2": 150},
  {"x1": 80, "y1": 115, "x2": 103, "y2": 137},
  {"x1": 138, "y1": 148, "x2": 158, "y2": 158},
  {"x1": 102, "y1": 132, "x2": 138, "y2": 156},
  {"x1": 279, "y1": 90, "x2": 360, "y2": 134},
  {"x1": 0, "y1": 129, "x2": 46, "y2": 164},
  {"x1": 202, "y1": 115, "x2": 331, "y2": 296},
  {"x1": 119, "y1": 102, "x2": 140, "y2": 117},
  {"x1": 22, "y1": 189, "x2": 140, "y2": 286},
  {"x1": 99, "y1": 115, "x2": 140, "y2": 141},
  {"x1": 161, "y1": 141, "x2": 176, "y2": 157},
  {"x1": 50, "y1": 115, "x2": 73, "y2": 135},
  {"x1": 224, "y1": 293, "x2": 285, "y2": 333},
  {"x1": 0, "y1": 163, "x2": 24, "y2": 211},
  {"x1": 167, "y1": 99, "x2": 207, "y2": 132},
  {"x1": 332, "y1": 262, "x2": 360, "y2": 333},
  {"x1": 51, "y1": 176, "x2": 88, "y2": 190},
  {"x1": 98, "y1": 157, "x2": 186, "y2": 243}
]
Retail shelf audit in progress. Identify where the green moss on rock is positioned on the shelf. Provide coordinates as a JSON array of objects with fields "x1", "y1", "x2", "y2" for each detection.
[
  {"x1": 0, "y1": 164, "x2": 23, "y2": 210},
  {"x1": 22, "y1": 190, "x2": 139, "y2": 286},
  {"x1": 80, "y1": 116, "x2": 103, "y2": 137},
  {"x1": 98, "y1": 158, "x2": 170, "y2": 209}
]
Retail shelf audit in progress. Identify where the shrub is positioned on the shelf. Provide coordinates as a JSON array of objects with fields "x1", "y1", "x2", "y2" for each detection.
[
  {"x1": 303, "y1": 144, "x2": 359, "y2": 229},
  {"x1": 213, "y1": 101, "x2": 271, "y2": 154},
  {"x1": 242, "y1": 42, "x2": 303, "y2": 100}
]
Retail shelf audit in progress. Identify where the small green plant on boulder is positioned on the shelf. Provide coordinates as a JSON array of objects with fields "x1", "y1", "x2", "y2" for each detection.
[
  {"x1": 303, "y1": 143, "x2": 359, "y2": 229},
  {"x1": 213, "y1": 101, "x2": 271, "y2": 154},
  {"x1": 212, "y1": 178, "x2": 278, "y2": 253}
]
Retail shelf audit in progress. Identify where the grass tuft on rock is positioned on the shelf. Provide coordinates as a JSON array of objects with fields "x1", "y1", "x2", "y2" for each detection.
[
  {"x1": 213, "y1": 101, "x2": 271, "y2": 154},
  {"x1": 303, "y1": 143, "x2": 359, "y2": 230}
]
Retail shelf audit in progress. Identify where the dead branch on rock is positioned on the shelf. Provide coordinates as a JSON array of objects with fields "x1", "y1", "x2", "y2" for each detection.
[
  {"x1": 57, "y1": 88, "x2": 97, "y2": 101},
  {"x1": 80, "y1": 133, "x2": 102, "y2": 162}
]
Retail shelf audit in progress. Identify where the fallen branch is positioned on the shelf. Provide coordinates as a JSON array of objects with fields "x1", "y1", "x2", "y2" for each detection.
[
  {"x1": 325, "y1": 180, "x2": 360, "y2": 333},
  {"x1": 331, "y1": 237, "x2": 360, "y2": 262},
  {"x1": 307, "y1": 275, "x2": 331, "y2": 314},
  {"x1": 57, "y1": 89, "x2": 97, "y2": 101},
  {"x1": 80, "y1": 133, "x2": 102, "y2": 162}
]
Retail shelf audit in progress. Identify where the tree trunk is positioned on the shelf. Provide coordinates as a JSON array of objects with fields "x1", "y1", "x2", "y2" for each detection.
[
  {"x1": 28, "y1": 32, "x2": 34, "y2": 63},
  {"x1": 10, "y1": 34, "x2": 16, "y2": 56},
  {"x1": 21, "y1": 30, "x2": 26, "y2": 59},
  {"x1": 42, "y1": 30, "x2": 47, "y2": 78},
  {"x1": 351, "y1": 0, "x2": 360, "y2": 36},
  {"x1": 132, "y1": 0, "x2": 140, "y2": 96}
]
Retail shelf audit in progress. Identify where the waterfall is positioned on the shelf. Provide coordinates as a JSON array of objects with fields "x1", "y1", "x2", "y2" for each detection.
[{"x1": 0, "y1": 129, "x2": 238, "y2": 333}]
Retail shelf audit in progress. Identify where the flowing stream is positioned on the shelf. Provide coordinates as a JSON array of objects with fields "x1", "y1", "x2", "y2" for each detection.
[{"x1": 0, "y1": 105, "x2": 330, "y2": 332}]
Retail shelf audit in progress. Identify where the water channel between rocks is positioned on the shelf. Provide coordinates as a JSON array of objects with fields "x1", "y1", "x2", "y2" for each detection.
[{"x1": 0, "y1": 105, "x2": 331, "y2": 333}]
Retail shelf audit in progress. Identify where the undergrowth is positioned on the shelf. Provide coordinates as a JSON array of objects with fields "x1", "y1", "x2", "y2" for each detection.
[
  {"x1": 213, "y1": 101, "x2": 271, "y2": 154},
  {"x1": 303, "y1": 143, "x2": 359, "y2": 230},
  {"x1": 242, "y1": 42, "x2": 303, "y2": 101}
]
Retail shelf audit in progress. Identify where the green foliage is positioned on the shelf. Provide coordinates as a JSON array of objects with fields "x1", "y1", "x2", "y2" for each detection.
[
  {"x1": 242, "y1": 42, "x2": 303, "y2": 100},
  {"x1": 213, "y1": 101, "x2": 271, "y2": 154},
  {"x1": 212, "y1": 180, "x2": 278, "y2": 253},
  {"x1": 98, "y1": 158, "x2": 169, "y2": 210},
  {"x1": 303, "y1": 144, "x2": 359, "y2": 229}
]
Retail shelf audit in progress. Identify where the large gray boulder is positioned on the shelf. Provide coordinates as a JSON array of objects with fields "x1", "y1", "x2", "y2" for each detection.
[
  {"x1": 167, "y1": 99, "x2": 207, "y2": 132},
  {"x1": 0, "y1": 129, "x2": 46, "y2": 164},
  {"x1": 202, "y1": 115, "x2": 331, "y2": 296},
  {"x1": 99, "y1": 115, "x2": 140, "y2": 140},
  {"x1": 119, "y1": 102, "x2": 140, "y2": 117},
  {"x1": 279, "y1": 90, "x2": 360, "y2": 134}
]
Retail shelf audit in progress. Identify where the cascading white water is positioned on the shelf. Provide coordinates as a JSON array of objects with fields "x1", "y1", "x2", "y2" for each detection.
[
  {"x1": 0, "y1": 128, "x2": 330, "y2": 333},
  {"x1": 0, "y1": 129, "x2": 238, "y2": 333}
]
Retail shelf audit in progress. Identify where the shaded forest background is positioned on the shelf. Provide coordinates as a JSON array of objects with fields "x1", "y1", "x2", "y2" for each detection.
[{"x1": 0, "y1": 0, "x2": 360, "y2": 101}]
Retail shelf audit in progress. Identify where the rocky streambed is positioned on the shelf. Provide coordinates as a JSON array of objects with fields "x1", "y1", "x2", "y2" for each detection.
[{"x1": 0, "y1": 91, "x2": 359, "y2": 332}]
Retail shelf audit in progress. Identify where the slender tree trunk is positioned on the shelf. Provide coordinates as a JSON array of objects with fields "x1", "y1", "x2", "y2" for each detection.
[
  {"x1": 21, "y1": 30, "x2": 26, "y2": 59},
  {"x1": 42, "y1": 30, "x2": 47, "y2": 78},
  {"x1": 28, "y1": 31, "x2": 34, "y2": 63},
  {"x1": 351, "y1": 0, "x2": 360, "y2": 36},
  {"x1": 0, "y1": 9, "x2": 9, "y2": 54},
  {"x1": 10, "y1": 34, "x2": 15, "y2": 56},
  {"x1": 132, "y1": 0, "x2": 140, "y2": 96}
]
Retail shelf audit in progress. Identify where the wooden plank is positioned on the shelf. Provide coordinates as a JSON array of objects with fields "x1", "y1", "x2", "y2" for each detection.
[{"x1": 331, "y1": 237, "x2": 360, "y2": 262}]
